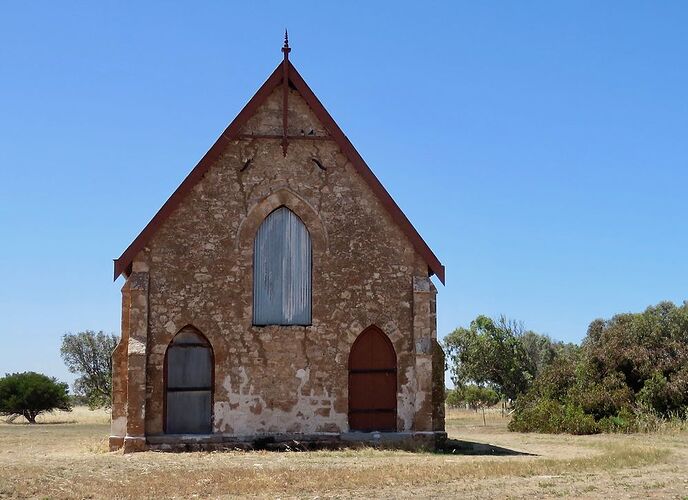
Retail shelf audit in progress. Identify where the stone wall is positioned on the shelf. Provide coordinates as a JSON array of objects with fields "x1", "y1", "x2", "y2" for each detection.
[{"x1": 111, "y1": 83, "x2": 443, "y2": 447}]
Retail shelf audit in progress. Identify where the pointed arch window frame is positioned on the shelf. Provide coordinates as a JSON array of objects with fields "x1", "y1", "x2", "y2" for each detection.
[{"x1": 252, "y1": 206, "x2": 313, "y2": 326}]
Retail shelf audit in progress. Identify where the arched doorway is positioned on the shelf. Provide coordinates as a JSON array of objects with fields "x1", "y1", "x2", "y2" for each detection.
[
  {"x1": 164, "y1": 326, "x2": 213, "y2": 434},
  {"x1": 348, "y1": 326, "x2": 397, "y2": 431}
]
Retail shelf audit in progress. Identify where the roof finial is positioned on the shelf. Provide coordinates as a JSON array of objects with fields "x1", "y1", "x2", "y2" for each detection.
[{"x1": 282, "y1": 29, "x2": 291, "y2": 58}]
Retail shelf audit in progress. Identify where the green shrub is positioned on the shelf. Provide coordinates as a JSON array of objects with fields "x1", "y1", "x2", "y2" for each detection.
[
  {"x1": 598, "y1": 407, "x2": 636, "y2": 433},
  {"x1": 509, "y1": 398, "x2": 598, "y2": 434},
  {"x1": 569, "y1": 371, "x2": 633, "y2": 420},
  {"x1": 560, "y1": 403, "x2": 599, "y2": 434},
  {"x1": 0, "y1": 372, "x2": 71, "y2": 423},
  {"x1": 636, "y1": 371, "x2": 687, "y2": 416},
  {"x1": 509, "y1": 301, "x2": 688, "y2": 435},
  {"x1": 508, "y1": 398, "x2": 565, "y2": 433}
]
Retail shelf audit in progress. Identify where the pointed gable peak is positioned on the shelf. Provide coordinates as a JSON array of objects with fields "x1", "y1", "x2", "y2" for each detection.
[{"x1": 113, "y1": 50, "x2": 445, "y2": 284}]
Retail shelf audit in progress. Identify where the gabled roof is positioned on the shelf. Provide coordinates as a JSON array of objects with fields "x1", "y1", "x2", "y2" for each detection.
[{"x1": 113, "y1": 57, "x2": 445, "y2": 284}]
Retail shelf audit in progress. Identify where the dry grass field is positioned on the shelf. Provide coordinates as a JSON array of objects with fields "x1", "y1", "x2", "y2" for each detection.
[{"x1": 1, "y1": 407, "x2": 687, "y2": 498}]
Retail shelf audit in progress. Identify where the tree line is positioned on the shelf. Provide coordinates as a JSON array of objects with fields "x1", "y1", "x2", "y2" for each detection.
[{"x1": 445, "y1": 300, "x2": 688, "y2": 434}]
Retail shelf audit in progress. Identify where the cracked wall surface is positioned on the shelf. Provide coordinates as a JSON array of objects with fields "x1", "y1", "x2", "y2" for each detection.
[{"x1": 111, "y1": 83, "x2": 444, "y2": 442}]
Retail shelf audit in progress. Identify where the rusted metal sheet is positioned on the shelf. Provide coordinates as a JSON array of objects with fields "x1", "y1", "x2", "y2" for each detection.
[
  {"x1": 348, "y1": 326, "x2": 397, "y2": 431},
  {"x1": 253, "y1": 207, "x2": 312, "y2": 325},
  {"x1": 165, "y1": 328, "x2": 213, "y2": 434}
]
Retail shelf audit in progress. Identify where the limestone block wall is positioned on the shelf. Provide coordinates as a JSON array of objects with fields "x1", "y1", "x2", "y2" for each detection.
[
  {"x1": 109, "y1": 282, "x2": 129, "y2": 451},
  {"x1": 111, "y1": 83, "x2": 443, "y2": 444}
]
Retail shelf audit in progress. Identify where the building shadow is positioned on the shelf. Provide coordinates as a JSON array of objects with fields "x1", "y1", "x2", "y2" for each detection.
[{"x1": 438, "y1": 438, "x2": 537, "y2": 456}]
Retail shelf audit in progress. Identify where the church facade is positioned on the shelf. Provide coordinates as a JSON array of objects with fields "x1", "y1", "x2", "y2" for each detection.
[{"x1": 110, "y1": 41, "x2": 446, "y2": 452}]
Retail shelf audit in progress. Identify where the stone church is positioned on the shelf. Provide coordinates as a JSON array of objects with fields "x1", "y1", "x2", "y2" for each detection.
[{"x1": 110, "y1": 39, "x2": 446, "y2": 453}]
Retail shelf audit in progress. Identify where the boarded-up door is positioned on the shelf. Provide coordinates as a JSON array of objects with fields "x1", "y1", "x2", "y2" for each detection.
[
  {"x1": 348, "y1": 326, "x2": 397, "y2": 431},
  {"x1": 165, "y1": 327, "x2": 213, "y2": 434}
]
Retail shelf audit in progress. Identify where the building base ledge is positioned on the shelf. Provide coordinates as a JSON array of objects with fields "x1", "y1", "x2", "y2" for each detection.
[
  {"x1": 143, "y1": 431, "x2": 447, "y2": 452},
  {"x1": 109, "y1": 435, "x2": 125, "y2": 451},
  {"x1": 123, "y1": 434, "x2": 147, "y2": 453}
]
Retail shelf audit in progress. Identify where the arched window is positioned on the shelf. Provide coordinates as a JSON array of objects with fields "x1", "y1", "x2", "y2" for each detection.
[
  {"x1": 253, "y1": 206, "x2": 312, "y2": 325},
  {"x1": 165, "y1": 326, "x2": 213, "y2": 434}
]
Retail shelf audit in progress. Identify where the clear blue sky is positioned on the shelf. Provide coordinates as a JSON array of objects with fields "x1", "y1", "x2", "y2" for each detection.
[{"x1": 1, "y1": 2, "x2": 687, "y2": 386}]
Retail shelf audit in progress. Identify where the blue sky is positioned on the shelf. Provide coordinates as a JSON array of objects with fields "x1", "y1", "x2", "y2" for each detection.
[{"x1": 1, "y1": 1, "x2": 687, "y2": 386}]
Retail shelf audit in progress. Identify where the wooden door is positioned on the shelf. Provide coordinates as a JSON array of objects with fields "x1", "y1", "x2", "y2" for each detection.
[
  {"x1": 165, "y1": 327, "x2": 213, "y2": 434},
  {"x1": 348, "y1": 326, "x2": 397, "y2": 431}
]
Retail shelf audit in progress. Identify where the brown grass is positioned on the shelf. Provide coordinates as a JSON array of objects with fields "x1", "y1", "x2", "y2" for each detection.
[{"x1": 1, "y1": 407, "x2": 687, "y2": 498}]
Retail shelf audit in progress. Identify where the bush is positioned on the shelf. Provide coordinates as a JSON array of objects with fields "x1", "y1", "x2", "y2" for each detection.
[
  {"x1": 568, "y1": 371, "x2": 633, "y2": 420},
  {"x1": 509, "y1": 397, "x2": 565, "y2": 433},
  {"x1": 510, "y1": 301, "x2": 688, "y2": 434},
  {"x1": 0, "y1": 372, "x2": 71, "y2": 423},
  {"x1": 598, "y1": 407, "x2": 636, "y2": 433},
  {"x1": 636, "y1": 371, "x2": 687, "y2": 415},
  {"x1": 561, "y1": 403, "x2": 599, "y2": 434},
  {"x1": 508, "y1": 398, "x2": 598, "y2": 434}
]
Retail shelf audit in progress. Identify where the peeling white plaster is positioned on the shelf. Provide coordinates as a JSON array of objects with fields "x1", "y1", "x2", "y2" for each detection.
[
  {"x1": 398, "y1": 365, "x2": 418, "y2": 431},
  {"x1": 132, "y1": 261, "x2": 149, "y2": 272},
  {"x1": 111, "y1": 416, "x2": 127, "y2": 437},
  {"x1": 128, "y1": 337, "x2": 146, "y2": 355},
  {"x1": 213, "y1": 367, "x2": 347, "y2": 435}
]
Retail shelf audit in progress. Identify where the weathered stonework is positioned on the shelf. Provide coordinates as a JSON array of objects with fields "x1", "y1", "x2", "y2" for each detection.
[{"x1": 110, "y1": 58, "x2": 445, "y2": 452}]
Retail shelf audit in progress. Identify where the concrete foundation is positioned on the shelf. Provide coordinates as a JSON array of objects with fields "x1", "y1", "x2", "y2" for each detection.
[{"x1": 145, "y1": 431, "x2": 447, "y2": 452}]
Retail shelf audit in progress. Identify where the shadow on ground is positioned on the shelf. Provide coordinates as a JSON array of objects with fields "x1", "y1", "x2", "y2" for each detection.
[
  {"x1": 439, "y1": 438, "x2": 536, "y2": 456},
  {"x1": 146, "y1": 436, "x2": 538, "y2": 455}
]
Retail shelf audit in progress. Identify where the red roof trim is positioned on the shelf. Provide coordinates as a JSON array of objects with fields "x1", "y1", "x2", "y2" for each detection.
[
  {"x1": 113, "y1": 64, "x2": 283, "y2": 280},
  {"x1": 287, "y1": 63, "x2": 445, "y2": 284},
  {"x1": 114, "y1": 60, "x2": 445, "y2": 284}
]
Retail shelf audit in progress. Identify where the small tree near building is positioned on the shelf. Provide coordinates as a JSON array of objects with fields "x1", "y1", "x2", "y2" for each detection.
[
  {"x1": 444, "y1": 315, "x2": 532, "y2": 401},
  {"x1": 462, "y1": 385, "x2": 501, "y2": 426},
  {"x1": 445, "y1": 387, "x2": 465, "y2": 408},
  {"x1": 0, "y1": 372, "x2": 71, "y2": 423},
  {"x1": 445, "y1": 385, "x2": 500, "y2": 425},
  {"x1": 60, "y1": 330, "x2": 118, "y2": 408}
]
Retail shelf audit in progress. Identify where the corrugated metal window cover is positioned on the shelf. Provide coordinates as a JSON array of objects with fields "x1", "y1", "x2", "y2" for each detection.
[{"x1": 253, "y1": 206, "x2": 312, "y2": 325}]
